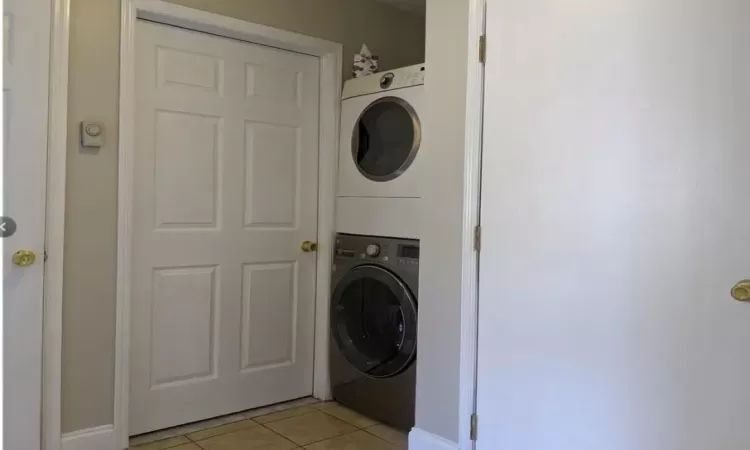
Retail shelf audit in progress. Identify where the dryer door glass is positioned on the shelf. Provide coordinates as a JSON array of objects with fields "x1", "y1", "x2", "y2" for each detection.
[
  {"x1": 352, "y1": 97, "x2": 421, "y2": 182},
  {"x1": 331, "y1": 265, "x2": 417, "y2": 378}
]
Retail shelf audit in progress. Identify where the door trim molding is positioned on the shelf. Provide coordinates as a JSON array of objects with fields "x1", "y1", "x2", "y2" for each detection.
[
  {"x1": 457, "y1": 1, "x2": 485, "y2": 450},
  {"x1": 115, "y1": 1, "x2": 342, "y2": 447},
  {"x1": 43, "y1": 0, "x2": 71, "y2": 449},
  {"x1": 60, "y1": 426, "x2": 116, "y2": 450}
]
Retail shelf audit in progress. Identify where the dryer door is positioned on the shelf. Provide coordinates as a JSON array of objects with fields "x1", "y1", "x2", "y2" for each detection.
[
  {"x1": 331, "y1": 265, "x2": 417, "y2": 378},
  {"x1": 352, "y1": 96, "x2": 421, "y2": 182}
]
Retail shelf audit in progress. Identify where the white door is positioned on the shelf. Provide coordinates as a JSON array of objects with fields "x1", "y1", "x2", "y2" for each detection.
[
  {"x1": 130, "y1": 20, "x2": 320, "y2": 434},
  {"x1": 4, "y1": 0, "x2": 51, "y2": 448},
  {"x1": 477, "y1": 1, "x2": 750, "y2": 449}
]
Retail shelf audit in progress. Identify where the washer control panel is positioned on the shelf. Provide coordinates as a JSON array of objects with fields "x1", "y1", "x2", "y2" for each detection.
[{"x1": 334, "y1": 233, "x2": 419, "y2": 273}]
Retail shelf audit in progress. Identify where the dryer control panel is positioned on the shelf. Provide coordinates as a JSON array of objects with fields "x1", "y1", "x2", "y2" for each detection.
[
  {"x1": 334, "y1": 233, "x2": 420, "y2": 275},
  {"x1": 342, "y1": 63, "x2": 425, "y2": 100}
]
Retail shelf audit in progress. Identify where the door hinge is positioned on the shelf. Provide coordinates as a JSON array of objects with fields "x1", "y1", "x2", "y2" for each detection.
[
  {"x1": 470, "y1": 413, "x2": 479, "y2": 441},
  {"x1": 479, "y1": 35, "x2": 487, "y2": 63},
  {"x1": 474, "y1": 225, "x2": 481, "y2": 252}
]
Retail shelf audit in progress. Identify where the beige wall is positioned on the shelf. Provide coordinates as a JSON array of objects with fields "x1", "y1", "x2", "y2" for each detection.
[
  {"x1": 169, "y1": 0, "x2": 425, "y2": 75},
  {"x1": 62, "y1": 0, "x2": 424, "y2": 434}
]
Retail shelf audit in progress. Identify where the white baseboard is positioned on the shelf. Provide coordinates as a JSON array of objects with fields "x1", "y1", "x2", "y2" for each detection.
[
  {"x1": 61, "y1": 425, "x2": 118, "y2": 450},
  {"x1": 409, "y1": 427, "x2": 460, "y2": 450}
]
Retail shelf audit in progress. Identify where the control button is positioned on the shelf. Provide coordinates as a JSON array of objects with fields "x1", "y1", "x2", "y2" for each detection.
[
  {"x1": 365, "y1": 244, "x2": 381, "y2": 257},
  {"x1": 380, "y1": 73, "x2": 394, "y2": 89}
]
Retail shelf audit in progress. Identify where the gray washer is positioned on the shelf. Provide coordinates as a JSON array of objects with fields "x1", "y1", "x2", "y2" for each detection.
[{"x1": 329, "y1": 233, "x2": 419, "y2": 431}]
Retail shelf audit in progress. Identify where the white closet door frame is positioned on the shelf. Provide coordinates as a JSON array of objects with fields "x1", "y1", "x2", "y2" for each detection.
[
  {"x1": 114, "y1": 1, "x2": 342, "y2": 448},
  {"x1": 26, "y1": 0, "x2": 71, "y2": 448},
  {"x1": 455, "y1": 3, "x2": 486, "y2": 450}
]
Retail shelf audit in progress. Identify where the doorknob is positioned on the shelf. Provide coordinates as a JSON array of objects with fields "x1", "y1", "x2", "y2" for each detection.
[
  {"x1": 731, "y1": 280, "x2": 750, "y2": 302},
  {"x1": 12, "y1": 250, "x2": 37, "y2": 267},
  {"x1": 301, "y1": 241, "x2": 318, "y2": 252}
]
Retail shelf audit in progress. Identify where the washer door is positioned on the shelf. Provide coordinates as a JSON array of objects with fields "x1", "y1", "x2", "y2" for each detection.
[
  {"x1": 331, "y1": 265, "x2": 417, "y2": 378},
  {"x1": 351, "y1": 96, "x2": 421, "y2": 182}
]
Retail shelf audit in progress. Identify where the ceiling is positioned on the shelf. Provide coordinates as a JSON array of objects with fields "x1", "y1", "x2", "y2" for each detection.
[{"x1": 372, "y1": 0, "x2": 425, "y2": 15}]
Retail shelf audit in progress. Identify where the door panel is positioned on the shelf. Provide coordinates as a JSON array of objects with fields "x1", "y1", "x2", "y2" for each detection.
[
  {"x1": 477, "y1": 1, "x2": 750, "y2": 449},
  {"x1": 131, "y1": 20, "x2": 320, "y2": 434},
  {"x1": 150, "y1": 266, "x2": 218, "y2": 387},
  {"x1": 3, "y1": 0, "x2": 50, "y2": 448},
  {"x1": 244, "y1": 122, "x2": 300, "y2": 228},
  {"x1": 240, "y1": 262, "x2": 297, "y2": 371},
  {"x1": 154, "y1": 111, "x2": 220, "y2": 228}
]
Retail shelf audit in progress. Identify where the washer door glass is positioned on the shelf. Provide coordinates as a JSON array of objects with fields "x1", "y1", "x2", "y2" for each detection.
[
  {"x1": 331, "y1": 265, "x2": 417, "y2": 378},
  {"x1": 352, "y1": 97, "x2": 421, "y2": 182}
]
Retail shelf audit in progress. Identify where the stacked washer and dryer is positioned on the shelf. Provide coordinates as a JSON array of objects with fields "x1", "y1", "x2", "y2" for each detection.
[{"x1": 330, "y1": 64, "x2": 425, "y2": 431}]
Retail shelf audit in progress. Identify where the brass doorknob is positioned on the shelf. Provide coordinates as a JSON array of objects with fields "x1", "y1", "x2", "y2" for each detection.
[
  {"x1": 301, "y1": 241, "x2": 318, "y2": 252},
  {"x1": 731, "y1": 280, "x2": 750, "y2": 302},
  {"x1": 12, "y1": 250, "x2": 37, "y2": 267}
]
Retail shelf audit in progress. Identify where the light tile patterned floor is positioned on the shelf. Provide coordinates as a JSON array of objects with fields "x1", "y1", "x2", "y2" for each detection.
[{"x1": 130, "y1": 399, "x2": 408, "y2": 450}]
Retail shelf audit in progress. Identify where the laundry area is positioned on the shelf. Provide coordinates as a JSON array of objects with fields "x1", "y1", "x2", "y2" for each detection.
[
  {"x1": 58, "y1": 0, "x2": 428, "y2": 449},
  {"x1": 14, "y1": 0, "x2": 750, "y2": 449}
]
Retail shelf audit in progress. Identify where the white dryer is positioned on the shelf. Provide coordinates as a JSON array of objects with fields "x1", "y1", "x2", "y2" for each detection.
[{"x1": 336, "y1": 64, "x2": 425, "y2": 239}]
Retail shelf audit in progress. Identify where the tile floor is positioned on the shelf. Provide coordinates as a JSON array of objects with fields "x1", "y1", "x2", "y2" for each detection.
[{"x1": 129, "y1": 398, "x2": 408, "y2": 450}]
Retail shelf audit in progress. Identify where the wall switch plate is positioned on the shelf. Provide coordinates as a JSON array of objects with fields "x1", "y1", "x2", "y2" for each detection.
[{"x1": 80, "y1": 121, "x2": 104, "y2": 148}]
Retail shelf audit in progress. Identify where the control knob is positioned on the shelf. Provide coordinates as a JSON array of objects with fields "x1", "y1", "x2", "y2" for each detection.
[{"x1": 365, "y1": 244, "x2": 381, "y2": 257}]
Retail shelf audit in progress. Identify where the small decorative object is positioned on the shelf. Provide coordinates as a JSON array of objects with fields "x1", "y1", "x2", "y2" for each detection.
[{"x1": 353, "y1": 44, "x2": 379, "y2": 78}]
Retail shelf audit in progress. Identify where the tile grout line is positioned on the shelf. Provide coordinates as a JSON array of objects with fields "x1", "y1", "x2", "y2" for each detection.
[
  {"x1": 181, "y1": 405, "x2": 323, "y2": 444},
  {"x1": 287, "y1": 427, "x2": 363, "y2": 448},
  {"x1": 257, "y1": 422, "x2": 309, "y2": 448},
  {"x1": 183, "y1": 408, "x2": 323, "y2": 446},
  {"x1": 364, "y1": 429, "x2": 405, "y2": 449},
  {"x1": 191, "y1": 439, "x2": 208, "y2": 450},
  {"x1": 252, "y1": 408, "x2": 320, "y2": 426},
  {"x1": 293, "y1": 407, "x2": 400, "y2": 447},
  {"x1": 131, "y1": 398, "x2": 322, "y2": 447},
  {"x1": 295, "y1": 427, "x2": 403, "y2": 450},
  {"x1": 134, "y1": 436, "x2": 194, "y2": 450},
  {"x1": 136, "y1": 401, "x2": 404, "y2": 449},
  {"x1": 361, "y1": 426, "x2": 407, "y2": 449},
  {"x1": 255, "y1": 407, "x2": 365, "y2": 447},
  {"x1": 187, "y1": 422, "x2": 300, "y2": 449},
  {"x1": 317, "y1": 408, "x2": 379, "y2": 430},
  {"x1": 184, "y1": 420, "x2": 259, "y2": 444},
  {"x1": 144, "y1": 417, "x2": 399, "y2": 450}
]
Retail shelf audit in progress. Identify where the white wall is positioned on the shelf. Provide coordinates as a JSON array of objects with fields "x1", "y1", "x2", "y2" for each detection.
[
  {"x1": 474, "y1": 1, "x2": 750, "y2": 449},
  {"x1": 413, "y1": 0, "x2": 474, "y2": 445},
  {"x1": 62, "y1": 0, "x2": 424, "y2": 434}
]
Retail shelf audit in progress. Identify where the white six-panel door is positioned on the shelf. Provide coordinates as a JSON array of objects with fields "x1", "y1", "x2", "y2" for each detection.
[
  {"x1": 130, "y1": 20, "x2": 320, "y2": 435},
  {"x1": 4, "y1": 0, "x2": 51, "y2": 448},
  {"x1": 477, "y1": 1, "x2": 750, "y2": 449}
]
